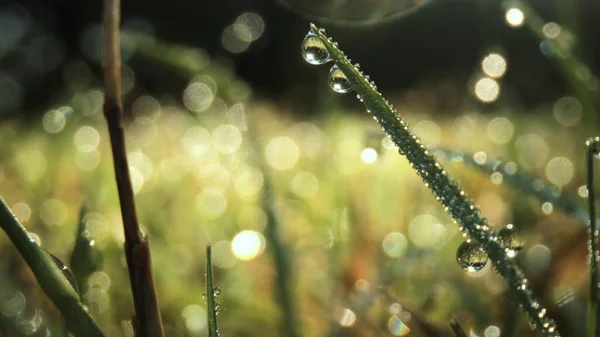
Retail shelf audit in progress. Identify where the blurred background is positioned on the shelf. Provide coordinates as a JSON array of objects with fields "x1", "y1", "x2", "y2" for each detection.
[{"x1": 0, "y1": 0, "x2": 599, "y2": 336}]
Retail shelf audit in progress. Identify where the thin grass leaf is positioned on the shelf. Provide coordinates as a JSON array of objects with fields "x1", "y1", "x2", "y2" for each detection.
[
  {"x1": 437, "y1": 149, "x2": 585, "y2": 222},
  {"x1": 0, "y1": 196, "x2": 105, "y2": 337},
  {"x1": 246, "y1": 117, "x2": 300, "y2": 337},
  {"x1": 205, "y1": 244, "x2": 220, "y2": 337},
  {"x1": 585, "y1": 137, "x2": 600, "y2": 337},
  {"x1": 449, "y1": 316, "x2": 468, "y2": 337},
  {"x1": 306, "y1": 23, "x2": 560, "y2": 337},
  {"x1": 70, "y1": 204, "x2": 103, "y2": 302}
]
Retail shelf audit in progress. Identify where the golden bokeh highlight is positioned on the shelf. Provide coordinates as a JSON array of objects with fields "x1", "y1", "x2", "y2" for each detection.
[{"x1": 505, "y1": 8, "x2": 524, "y2": 27}]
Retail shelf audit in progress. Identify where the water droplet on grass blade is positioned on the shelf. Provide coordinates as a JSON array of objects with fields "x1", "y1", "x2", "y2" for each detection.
[
  {"x1": 498, "y1": 224, "x2": 525, "y2": 258},
  {"x1": 328, "y1": 64, "x2": 353, "y2": 93},
  {"x1": 456, "y1": 240, "x2": 488, "y2": 272},
  {"x1": 301, "y1": 33, "x2": 330, "y2": 65}
]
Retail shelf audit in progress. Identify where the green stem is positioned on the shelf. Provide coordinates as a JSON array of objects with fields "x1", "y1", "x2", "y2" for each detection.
[
  {"x1": 0, "y1": 196, "x2": 105, "y2": 337},
  {"x1": 310, "y1": 23, "x2": 559, "y2": 337},
  {"x1": 247, "y1": 117, "x2": 300, "y2": 337},
  {"x1": 586, "y1": 138, "x2": 599, "y2": 337},
  {"x1": 205, "y1": 244, "x2": 220, "y2": 337}
]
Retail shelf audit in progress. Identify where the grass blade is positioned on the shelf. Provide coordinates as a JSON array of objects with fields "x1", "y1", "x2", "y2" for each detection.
[
  {"x1": 70, "y1": 204, "x2": 103, "y2": 302},
  {"x1": 246, "y1": 116, "x2": 300, "y2": 337},
  {"x1": 438, "y1": 149, "x2": 584, "y2": 221},
  {"x1": 449, "y1": 316, "x2": 468, "y2": 337},
  {"x1": 308, "y1": 23, "x2": 560, "y2": 336},
  {"x1": 205, "y1": 244, "x2": 220, "y2": 337},
  {"x1": 0, "y1": 196, "x2": 105, "y2": 337},
  {"x1": 586, "y1": 137, "x2": 599, "y2": 337}
]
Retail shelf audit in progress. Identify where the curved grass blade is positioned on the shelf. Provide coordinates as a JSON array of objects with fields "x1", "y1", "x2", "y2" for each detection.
[
  {"x1": 205, "y1": 244, "x2": 220, "y2": 337},
  {"x1": 70, "y1": 204, "x2": 103, "y2": 301},
  {"x1": 307, "y1": 23, "x2": 560, "y2": 337},
  {"x1": 0, "y1": 196, "x2": 105, "y2": 337},
  {"x1": 585, "y1": 137, "x2": 599, "y2": 337},
  {"x1": 437, "y1": 149, "x2": 585, "y2": 222}
]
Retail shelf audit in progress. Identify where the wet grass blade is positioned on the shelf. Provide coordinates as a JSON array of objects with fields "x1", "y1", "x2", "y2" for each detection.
[
  {"x1": 449, "y1": 316, "x2": 468, "y2": 337},
  {"x1": 205, "y1": 244, "x2": 220, "y2": 337},
  {"x1": 586, "y1": 138, "x2": 599, "y2": 337},
  {"x1": 70, "y1": 204, "x2": 103, "y2": 302},
  {"x1": 308, "y1": 23, "x2": 560, "y2": 336},
  {"x1": 438, "y1": 149, "x2": 584, "y2": 221},
  {"x1": 0, "y1": 196, "x2": 105, "y2": 337}
]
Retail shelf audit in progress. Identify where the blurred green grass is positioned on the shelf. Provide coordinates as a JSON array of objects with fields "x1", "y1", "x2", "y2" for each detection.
[
  {"x1": 0, "y1": 29, "x2": 596, "y2": 337},
  {"x1": 0, "y1": 84, "x2": 592, "y2": 336}
]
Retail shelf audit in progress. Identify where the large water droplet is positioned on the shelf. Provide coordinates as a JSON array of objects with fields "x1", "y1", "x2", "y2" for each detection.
[
  {"x1": 498, "y1": 224, "x2": 525, "y2": 258},
  {"x1": 456, "y1": 240, "x2": 488, "y2": 272},
  {"x1": 47, "y1": 251, "x2": 79, "y2": 293},
  {"x1": 328, "y1": 64, "x2": 353, "y2": 93},
  {"x1": 301, "y1": 33, "x2": 330, "y2": 65}
]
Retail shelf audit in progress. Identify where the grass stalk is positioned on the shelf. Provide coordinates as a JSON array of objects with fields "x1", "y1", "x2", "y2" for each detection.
[
  {"x1": 247, "y1": 116, "x2": 300, "y2": 337},
  {"x1": 586, "y1": 137, "x2": 599, "y2": 337},
  {"x1": 70, "y1": 204, "x2": 103, "y2": 303},
  {"x1": 0, "y1": 196, "x2": 105, "y2": 337},
  {"x1": 449, "y1": 316, "x2": 468, "y2": 337},
  {"x1": 309, "y1": 23, "x2": 559, "y2": 336},
  {"x1": 205, "y1": 244, "x2": 220, "y2": 337},
  {"x1": 102, "y1": 0, "x2": 164, "y2": 335}
]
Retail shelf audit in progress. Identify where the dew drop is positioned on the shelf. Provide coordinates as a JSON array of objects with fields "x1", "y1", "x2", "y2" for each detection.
[
  {"x1": 301, "y1": 33, "x2": 330, "y2": 65},
  {"x1": 328, "y1": 64, "x2": 353, "y2": 94},
  {"x1": 456, "y1": 240, "x2": 488, "y2": 272},
  {"x1": 213, "y1": 287, "x2": 222, "y2": 296},
  {"x1": 498, "y1": 224, "x2": 525, "y2": 258},
  {"x1": 215, "y1": 304, "x2": 221, "y2": 315}
]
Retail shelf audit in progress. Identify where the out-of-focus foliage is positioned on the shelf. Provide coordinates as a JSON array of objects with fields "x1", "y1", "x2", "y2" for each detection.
[{"x1": 0, "y1": 1, "x2": 598, "y2": 337}]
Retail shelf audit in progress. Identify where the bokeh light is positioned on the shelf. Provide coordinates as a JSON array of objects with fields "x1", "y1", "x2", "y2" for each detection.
[
  {"x1": 543, "y1": 22, "x2": 561, "y2": 39},
  {"x1": 291, "y1": 172, "x2": 319, "y2": 198},
  {"x1": 361, "y1": 147, "x2": 378, "y2": 163},
  {"x1": 515, "y1": 134, "x2": 548, "y2": 169},
  {"x1": 74, "y1": 126, "x2": 101, "y2": 152},
  {"x1": 487, "y1": 117, "x2": 514, "y2": 144},
  {"x1": 212, "y1": 124, "x2": 242, "y2": 154},
  {"x1": 42, "y1": 109, "x2": 67, "y2": 133},
  {"x1": 234, "y1": 166, "x2": 264, "y2": 199},
  {"x1": 234, "y1": 13, "x2": 265, "y2": 42},
  {"x1": 196, "y1": 188, "x2": 227, "y2": 219},
  {"x1": 11, "y1": 202, "x2": 31, "y2": 222},
  {"x1": 338, "y1": 308, "x2": 356, "y2": 327},
  {"x1": 183, "y1": 82, "x2": 214, "y2": 113},
  {"x1": 545, "y1": 157, "x2": 574, "y2": 186},
  {"x1": 265, "y1": 136, "x2": 300, "y2": 170},
  {"x1": 388, "y1": 315, "x2": 410, "y2": 336},
  {"x1": 408, "y1": 214, "x2": 446, "y2": 248},
  {"x1": 474, "y1": 78, "x2": 500, "y2": 103},
  {"x1": 505, "y1": 8, "x2": 524, "y2": 27},
  {"x1": 413, "y1": 120, "x2": 441, "y2": 147},
  {"x1": 182, "y1": 305, "x2": 207, "y2": 333},
  {"x1": 481, "y1": 53, "x2": 507, "y2": 78},
  {"x1": 553, "y1": 96, "x2": 582, "y2": 126},
  {"x1": 382, "y1": 232, "x2": 409, "y2": 258},
  {"x1": 231, "y1": 230, "x2": 265, "y2": 260},
  {"x1": 484, "y1": 325, "x2": 501, "y2": 337}
]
